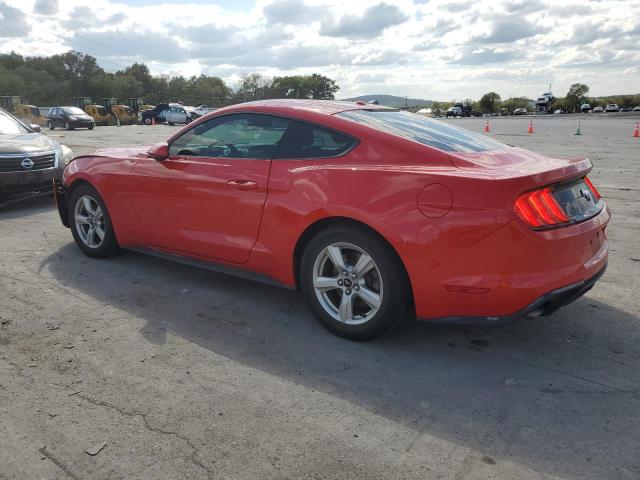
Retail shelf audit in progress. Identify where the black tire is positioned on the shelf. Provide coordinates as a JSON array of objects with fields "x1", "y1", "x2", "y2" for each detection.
[
  {"x1": 144, "y1": 117, "x2": 152, "y2": 125},
  {"x1": 300, "y1": 224, "x2": 411, "y2": 340},
  {"x1": 168, "y1": 122, "x2": 175, "y2": 126},
  {"x1": 88, "y1": 125, "x2": 94, "y2": 130},
  {"x1": 68, "y1": 184, "x2": 120, "y2": 258}
]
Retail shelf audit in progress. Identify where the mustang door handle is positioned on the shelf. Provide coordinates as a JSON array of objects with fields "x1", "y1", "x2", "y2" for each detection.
[{"x1": 227, "y1": 179, "x2": 258, "y2": 190}]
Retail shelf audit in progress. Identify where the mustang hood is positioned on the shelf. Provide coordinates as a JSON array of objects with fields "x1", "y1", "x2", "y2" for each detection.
[
  {"x1": 448, "y1": 147, "x2": 592, "y2": 185},
  {"x1": 0, "y1": 133, "x2": 59, "y2": 155},
  {"x1": 92, "y1": 146, "x2": 152, "y2": 158}
]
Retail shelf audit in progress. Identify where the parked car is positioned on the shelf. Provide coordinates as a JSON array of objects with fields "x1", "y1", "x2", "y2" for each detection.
[
  {"x1": 0, "y1": 107, "x2": 72, "y2": 207},
  {"x1": 54, "y1": 100, "x2": 609, "y2": 340},
  {"x1": 592, "y1": 106, "x2": 604, "y2": 113},
  {"x1": 513, "y1": 108, "x2": 528, "y2": 115},
  {"x1": 166, "y1": 104, "x2": 192, "y2": 125},
  {"x1": 47, "y1": 106, "x2": 95, "y2": 130},
  {"x1": 140, "y1": 103, "x2": 191, "y2": 125},
  {"x1": 580, "y1": 104, "x2": 591, "y2": 113},
  {"x1": 605, "y1": 104, "x2": 619, "y2": 112},
  {"x1": 189, "y1": 105, "x2": 214, "y2": 119},
  {"x1": 633, "y1": 106, "x2": 640, "y2": 112},
  {"x1": 139, "y1": 103, "x2": 169, "y2": 125},
  {"x1": 619, "y1": 107, "x2": 631, "y2": 112},
  {"x1": 446, "y1": 106, "x2": 462, "y2": 117}
]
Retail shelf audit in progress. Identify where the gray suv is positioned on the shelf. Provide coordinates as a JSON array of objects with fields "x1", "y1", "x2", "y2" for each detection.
[{"x1": 0, "y1": 108, "x2": 72, "y2": 207}]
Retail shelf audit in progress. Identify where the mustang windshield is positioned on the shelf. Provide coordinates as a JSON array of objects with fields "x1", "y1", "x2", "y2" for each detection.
[{"x1": 337, "y1": 110, "x2": 507, "y2": 153}]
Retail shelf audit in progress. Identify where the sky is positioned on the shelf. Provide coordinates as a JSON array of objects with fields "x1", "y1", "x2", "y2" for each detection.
[{"x1": 0, "y1": 0, "x2": 639, "y2": 100}]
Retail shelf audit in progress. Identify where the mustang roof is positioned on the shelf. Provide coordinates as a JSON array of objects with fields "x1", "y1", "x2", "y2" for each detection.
[{"x1": 229, "y1": 99, "x2": 393, "y2": 115}]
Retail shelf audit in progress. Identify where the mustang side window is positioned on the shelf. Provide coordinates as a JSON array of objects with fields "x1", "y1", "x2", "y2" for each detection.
[
  {"x1": 274, "y1": 121, "x2": 355, "y2": 159},
  {"x1": 169, "y1": 114, "x2": 290, "y2": 159}
]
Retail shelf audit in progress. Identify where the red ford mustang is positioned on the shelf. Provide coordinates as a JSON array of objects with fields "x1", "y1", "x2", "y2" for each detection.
[{"x1": 54, "y1": 100, "x2": 609, "y2": 339}]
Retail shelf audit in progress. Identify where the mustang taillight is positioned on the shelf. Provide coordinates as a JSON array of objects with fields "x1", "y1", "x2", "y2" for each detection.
[
  {"x1": 584, "y1": 176, "x2": 601, "y2": 201},
  {"x1": 514, "y1": 187, "x2": 569, "y2": 229}
]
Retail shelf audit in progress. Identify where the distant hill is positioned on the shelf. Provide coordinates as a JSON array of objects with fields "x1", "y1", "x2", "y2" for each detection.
[{"x1": 341, "y1": 94, "x2": 433, "y2": 108}]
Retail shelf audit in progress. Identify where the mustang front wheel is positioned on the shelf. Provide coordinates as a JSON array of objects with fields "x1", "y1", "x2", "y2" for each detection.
[
  {"x1": 301, "y1": 225, "x2": 411, "y2": 340},
  {"x1": 69, "y1": 185, "x2": 119, "y2": 258}
]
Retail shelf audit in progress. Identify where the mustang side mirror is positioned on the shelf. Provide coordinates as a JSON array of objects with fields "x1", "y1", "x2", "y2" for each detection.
[
  {"x1": 30, "y1": 124, "x2": 41, "y2": 133},
  {"x1": 147, "y1": 142, "x2": 169, "y2": 161}
]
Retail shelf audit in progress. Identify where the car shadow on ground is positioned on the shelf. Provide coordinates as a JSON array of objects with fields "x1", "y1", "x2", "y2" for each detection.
[
  {"x1": 42, "y1": 244, "x2": 640, "y2": 479},
  {"x1": 0, "y1": 195, "x2": 55, "y2": 218}
]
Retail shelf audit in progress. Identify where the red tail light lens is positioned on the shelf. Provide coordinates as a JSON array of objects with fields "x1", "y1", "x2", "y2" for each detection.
[
  {"x1": 584, "y1": 176, "x2": 601, "y2": 201},
  {"x1": 514, "y1": 187, "x2": 569, "y2": 229}
]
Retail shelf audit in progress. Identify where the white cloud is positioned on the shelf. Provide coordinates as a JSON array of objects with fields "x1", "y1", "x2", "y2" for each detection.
[
  {"x1": 0, "y1": 3, "x2": 31, "y2": 37},
  {"x1": 0, "y1": 0, "x2": 638, "y2": 100},
  {"x1": 33, "y1": 0, "x2": 59, "y2": 15},
  {"x1": 319, "y1": 2, "x2": 410, "y2": 39}
]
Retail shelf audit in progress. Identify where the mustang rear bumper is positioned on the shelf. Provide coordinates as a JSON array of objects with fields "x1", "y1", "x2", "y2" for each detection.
[{"x1": 425, "y1": 263, "x2": 607, "y2": 326}]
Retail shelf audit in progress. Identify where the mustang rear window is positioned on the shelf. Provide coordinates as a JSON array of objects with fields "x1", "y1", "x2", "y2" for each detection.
[{"x1": 337, "y1": 110, "x2": 507, "y2": 153}]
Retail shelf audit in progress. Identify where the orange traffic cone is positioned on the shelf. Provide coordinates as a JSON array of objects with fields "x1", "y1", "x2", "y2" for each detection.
[
  {"x1": 527, "y1": 119, "x2": 534, "y2": 134},
  {"x1": 634, "y1": 123, "x2": 639, "y2": 138},
  {"x1": 484, "y1": 119, "x2": 490, "y2": 133},
  {"x1": 151, "y1": 116, "x2": 156, "y2": 126}
]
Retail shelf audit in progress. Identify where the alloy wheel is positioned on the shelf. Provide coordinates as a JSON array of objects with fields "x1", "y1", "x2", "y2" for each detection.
[
  {"x1": 312, "y1": 242, "x2": 383, "y2": 325},
  {"x1": 74, "y1": 195, "x2": 105, "y2": 248}
]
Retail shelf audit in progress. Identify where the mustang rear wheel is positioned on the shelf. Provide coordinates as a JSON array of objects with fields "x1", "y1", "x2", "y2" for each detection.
[
  {"x1": 69, "y1": 185, "x2": 119, "y2": 258},
  {"x1": 301, "y1": 225, "x2": 411, "y2": 340}
]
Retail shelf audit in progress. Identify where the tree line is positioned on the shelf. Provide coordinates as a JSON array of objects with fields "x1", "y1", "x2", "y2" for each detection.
[
  {"x1": 0, "y1": 50, "x2": 340, "y2": 107},
  {"x1": 2, "y1": 51, "x2": 637, "y2": 113}
]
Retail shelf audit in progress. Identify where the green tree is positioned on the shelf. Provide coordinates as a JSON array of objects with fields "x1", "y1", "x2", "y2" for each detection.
[
  {"x1": 13, "y1": 65, "x2": 60, "y2": 105},
  {"x1": 167, "y1": 76, "x2": 189, "y2": 103},
  {"x1": 111, "y1": 75, "x2": 144, "y2": 100},
  {"x1": 479, "y1": 92, "x2": 501, "y2": 113},
  {"x1": 565, "y1": 83, "x2": 589, "y2": 111},
  {"x1": 188, "y1": 75, "x2": 230, "y2": 106},
  {"x1": 117, "y1": 63, "x2": 154, "y2": 93},
  {"x1": 0, "y1": 51, "x2": 25, "y2": 70},
  {"x1": 148, "y1": 75, "x2": 170, "y2": 104},
  {"x1": 269, "y1": 74, "x2": 339, "y2": 100},
  {"x1": 0, "y1": 50, "x2": 346, "y2": 108},
  {"x1": 235, "y1": 73, "x2": 272, "y2": 100},
  {"x1": 501, "y1": 97, "x2": 531, "y2": 113},
  {"x1": 304, "y1": 73, "x2": 339, "y2": 100},
  {"x1": 0, "y1": 65, "x2": 23, "y2": 96},
  {"x1": 554, "y1": 97, "x2": 569, "y2": 112}
]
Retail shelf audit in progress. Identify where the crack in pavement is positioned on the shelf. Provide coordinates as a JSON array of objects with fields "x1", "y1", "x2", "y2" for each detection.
[
  {"x1": 76, "y1": 392, "x2": 213, "y2": 479},
  {"x1": 505, "y1": 355, "x2": 640, "y2": 401},
  {"x1": 38, "y1": 447, "x2": 81, "y2": 480},
  {"x1": 0, "y1": 271, "x2": 88, "y2": 306}
]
